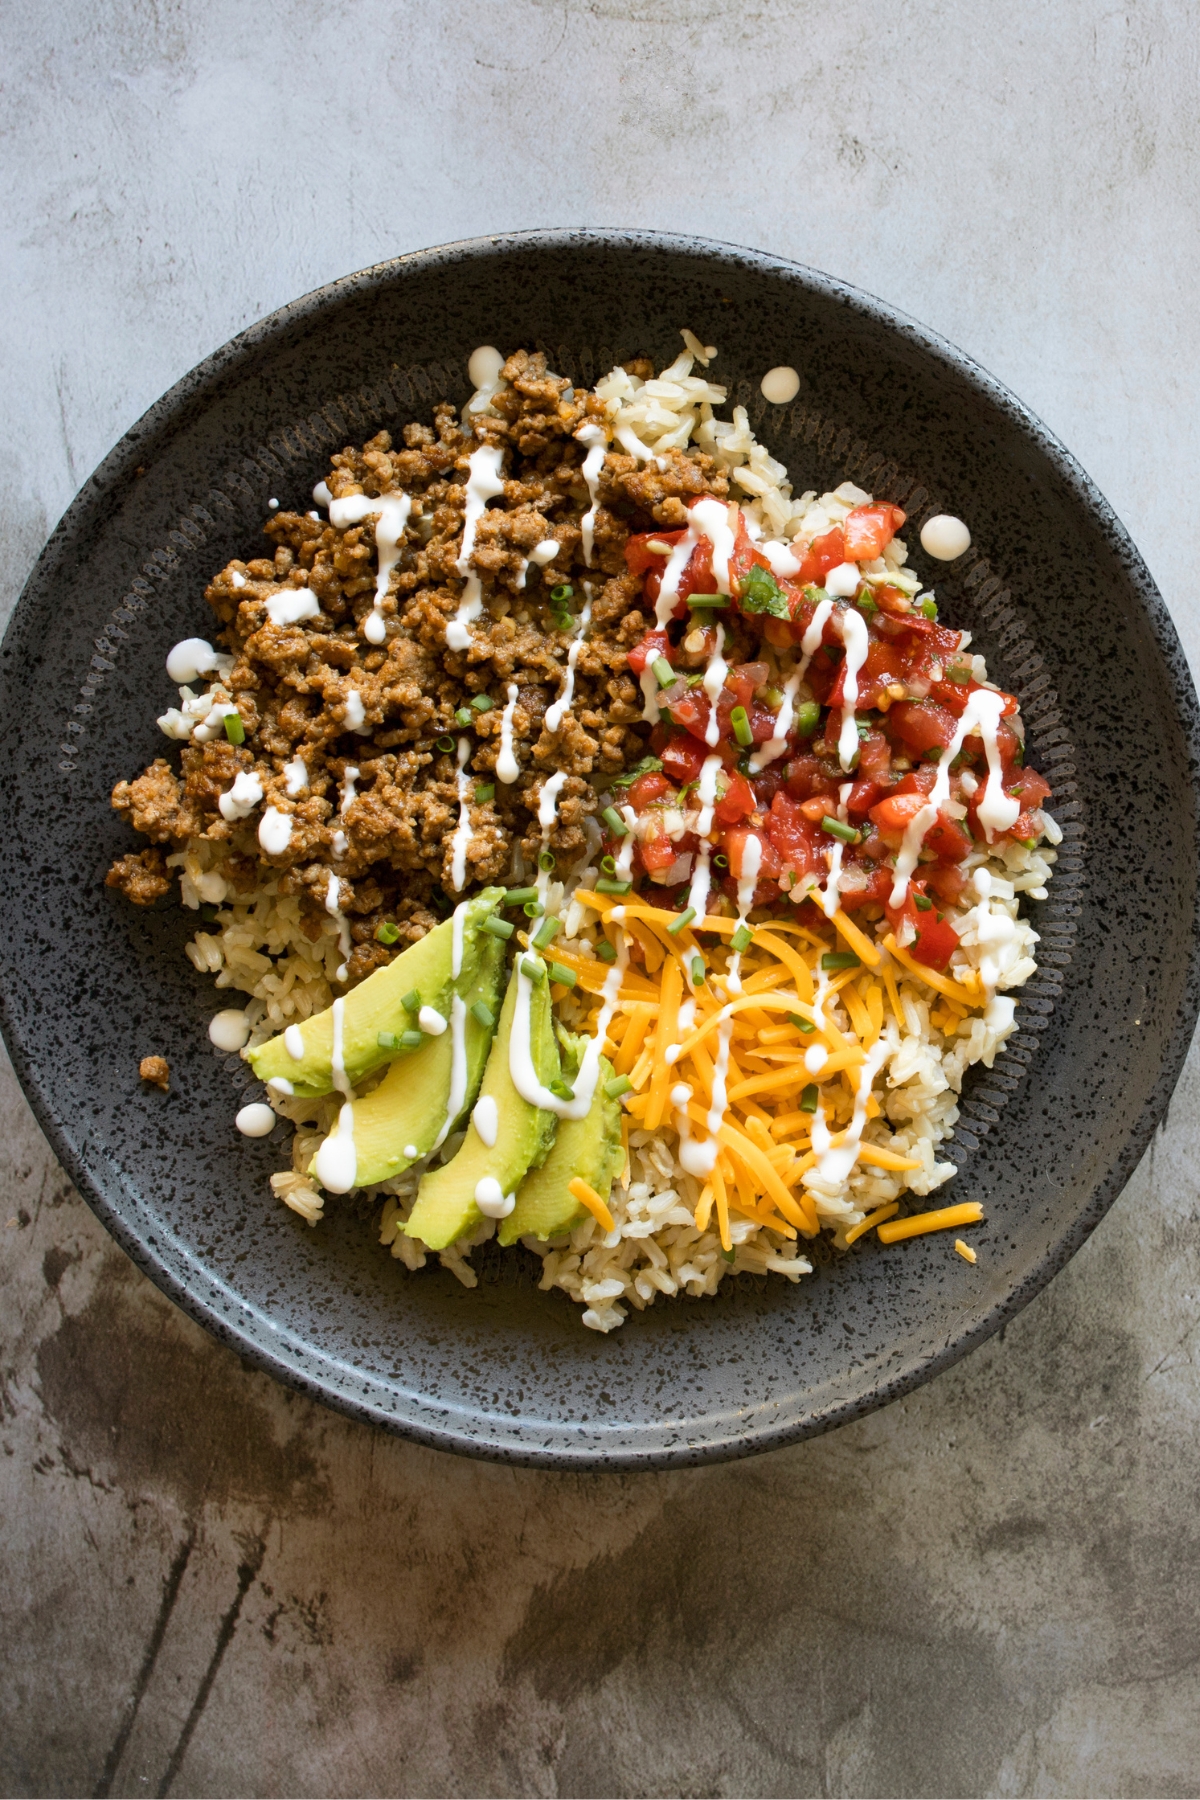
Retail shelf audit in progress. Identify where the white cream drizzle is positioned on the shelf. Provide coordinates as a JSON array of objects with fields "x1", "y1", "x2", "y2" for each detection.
[
  {"x1": 343, "y1": 689, "x2": 367, "y2": 733},
  {"x1": 890, "y1": 687, "x2": 1019, "y2": 905},
  {"x1": 544, "y1": 584, "x2": 593, "y2": 732},
  {"x1": 218, "y1": 769, "x2": 263, "y2": 822},
  {"x1": 702, "y1": 623, "x2": 728, "y2": 748},
  {"x1": 685, "y1": 752, "x2": 724, "y2": 926},
  {"x1": 496, "y1": 684, "x2": 521, "y2": 783},
  {"x1": 329, "y1": 491, "x2": 412, "y2": 644},
  {"x1": 653, "y1": 497, "x2": 736, "y2": 628},
  {"x1": 449, "y1": 737, "x2": 474, "y2": 893},
  {"x1": 474, "y1": 1177, "x2": 515, "y2": 1218},
  {"x1": 325, "y1": 870, "x2": 352, "y2": 980},
  {"x1": 264, "y1": 589, "x2": 321, "y2": 628},
  {"x1": 446, "y1": 444, "x2": 505, "y2": 649},
  {"x1": 283, "y1": 757, "x2": 307, "y2": 797},
  {"x1": 508, "y1": 928, "x2": 628, "y2": 1121},
  {"x1": 258, "y1": 806, "x2": 293, "y2": 856},
  {"x1": 835, "y1": 607, "x2": 869, "y2": 771},
  {"x1": 576, "y1": 423, "x2": 607, "y2": 566},
  {"x1": 430, "y1": 995, "x2": 468, "y2": 1153},
  {"x1": 472, "y1": 1094, "x2": 499, "y2": 1147},
  {"x1": 209, "y1": 1010, "x2": 250, "y2": 1052},
  {"x1": 535, "y1": 770, "x2": 569, "y2": 903},
  {"x1": 284, "y1": 1024, "x2": 305, "y2": 1060},
  {"x1": 314, "y1": 997, "x2": 357, "y2": 1192}
]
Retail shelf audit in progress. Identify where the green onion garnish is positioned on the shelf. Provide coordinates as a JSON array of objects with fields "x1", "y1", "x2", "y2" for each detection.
[
  {"x1": 377, "y1": 1030, "x2": 400, "y2": 1049},
  {"x1": 505, "y1": 886, "x2": 538, "y2": 905},
  {"x1": 375, "y1": 921, "x2": 401, "y2": 945},
  {"x1": 470, "y1": 1001, "x2": 496, "y2": 1029},
  {"x1": 730, "y1": 705, "x2": 753, "y2": 748},
  {"x1": 550, "y1": 584, "x2": 573, "y2": 603},
  {"x1": 925, "y1": 747, "x2": 943, "y2": 763},
  {"x1": 913, "y1": 893, "x2": 933, "y2": 912},
  {"x1": 794, "y1": 701, "x2": 820, "y2": 737},
  {"x1": 604, "y1": 1074, "x2": 633, "y2": 1099},
  {"x1": 454, "y1": 706, "x2": 473, "y2": 728},
  {"x1": 223, "y1": 712, "x2": 245, "y2": 745},
  {"x1": 920, "y1": 597, "x2": 938, "y2": 620},
  {"x1": 401, "y1": 988, "x2": 421, "y2": 1013},
  {"x1": 520, "y1": 955, "x2": 545, "y2": 982},
  {"x1": 600, "y1": 855, "x2": 617, "y2": 875},
  {"x1": 821, "y1": 951, "x2": 861, "y2": 971},
  {"x1": 470, "y1": 694, "x2": 493, "y2": 712},
  {"x1": 787, "y1": 1012, "x2": 817, "y2": 1034},
  {"x1": 532, "y1": 916, "x2": 562, "y2": 950},
  {"x1": 594, "y1": 939, "x2": 617, "y2": 963},
  {"x1": 549, "y1": 1076, "x2": 575, "y2": 1100},
  {"x1": 856, "y1": 591, "x2": 879, "y2": 618},
  {"x1": 482, "y1": 916, "x2": 513, "y2": 939},
  {"x1": 548, "y1": 962, "x2": 576, "y2": 988},
  {"x1": 474, "y1": 783, "x2": 495, "y2": 804},
  {"x1": 667, "y1": 907, "x2": 696, "y2": 935},
  {"x1": 523, "y1": 899, "x2": 545, "y2": 918},
  {"x1": 602, "y1": 806, "x2": 629, "y2": 837},
  {"x1": 821, "y1": 817, "x2": 861, "y2": 844},
  {"x1": 595, "y1": 877, "x2": 632, "y2": 895},
  {"x1": 538, "y1": 851, "x2": 556, "y2": 872},
  {"x1": 652, "y1": 656, "x2": 676, "y2": 690},
  {"x1": 686, "y1": 593, "x2": 729, "y2": 609},
  {"x1": 730, "y1": 924, "x2": 753, "y2": 953},
  {"x1": 436, "y1": 735, "x2": 455, "y2": 752},
  {"x1": 713, "y1": 853, "x2": 729, "y2": 870},
  {"x1": 691, "y1": 955, "x2": 705, "y2": 985},
  {"x1": 800, "y1": 1083, "x2": 819, "y2": 1113},
  {"x1": 721, "y1": 1245, "x2": 737, "y2": 1264},
  {"x1": 398, "y1": 1028, "x2": 424, "y2": 1051},
  {"x1": 947, "y1": 665, "x2": 971, "y2": 684}
]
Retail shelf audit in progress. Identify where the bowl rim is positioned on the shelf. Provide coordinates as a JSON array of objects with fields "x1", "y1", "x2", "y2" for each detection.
[{"x1": 5, "y1": 226, "x2": 1199, "y2": 1468}]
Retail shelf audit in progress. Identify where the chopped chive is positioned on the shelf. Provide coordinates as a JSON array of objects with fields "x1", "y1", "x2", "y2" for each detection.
[
  {"x1": 686, "y1": 593, "x2": 730, "y2": 609},
  {"x1": 435, "y1": 734, "x2": 455, "y2": 752},
  {"x1": 721, "y1": 1245, "x2": 737, "y2": 1264},
  {"x1": 470, "y1": 1000, "x2": 496, "y2": 1029},
  {"x1": 549, "y1": 1076, "x2": 575, "y2": 1099},
  {"x1": 913, "y1": 893, "x2": 934, "y2": 912},
  {"x1": 474, "y1": 783, "x2": 495, "y2": 804},
  {"x1": 730, "y1": 704, "x2": 753, "y2": 748},
  {"x1": 821, "y1": 950, "x2": 861, "y2": 971},
  {"x1": 505, "y1": 886, "x2": 538, "y2": 905},
  {"x1": 538, "y1": 851, "x2": 556, "y2": 872},
  {"x1": 375, "y1": 920, "x2": 401, "y2": 945},
  {"x1": 594, "y1": 939, "x2": 618, "y2": 963},
  {"x1": 821, "y1": 817, "x2": 861, "y2": 844},
  {"x1": 532, "y1": 916, "x2": 562, "y2": 950},
  {"x1": 924, "y1": 746, "x2": 943, "y2": 763},
  {"x1": 667, "y1": 907, "x2": 696, "y2": 935},
  {"x1": 600, "y1": 854, "x2": 617, "y2": 875},
  {"x1": 787, "y1": 1012, "x2": 816, "y2": 1033},
  {"x1": 730, "y1": 924, "x2": 753, "y2": 953},
  {"x1": 794, "y1": 701, "x2": 821, "y2": 737},
  {"x1": 595, "y1": 877, "x2": 632, "y2": 895},
  {"x1": 400, "y1": 988, "x2": 422, "y2": 1013},
  {"x1": 920, "y1": 597, "x2": 938, "y2": 620},
  {"x1": 713, "y1": 853, "x2": 729, "y2": 869},
  {"x1": 652, "y1": 655, "x2": 677, "y2": 690},
  {"x1": 398, "y1": 1028, "x2": 424, "y2": 1051},
  {"x1": 223, "y1": 712, "x2": 245, "y2": 745},
  {"x1": 691, "y1": 955, "x2": 706, "y2": 985},
  {"x1": 377, "y1": 1029, "x2": 400, "y2": 1049},
  {"x1": 482, "y1": 915, "x2": 514, "y2": 939},
  {"x1": 520, "y1": 955, "x2": 545, "y2": 982},
  {"x1": 605, "y1": 1074, "x2": 633, "y2": 1099},
  {"x1": 550, "y1": 584, "x2": 573, "y2": 602},
  {"x1": 523, "y1": 900, "x2": 545, "y2": 918},
  {"x1": 760, "y1": 687, "x2": 784, "y2": 709},
  {"x1": 454, "y1": 706, "x2": 473, "y2": 728},
  {"x1": 800, "y1": 1083, "x2": 819, "y2": 1113},
  {"x1": 548, "y1": 962, "x2": 576, "y2": 988},
  {"x1": 947, "y1": 665, "x2": 971, "y2": 684},
  {"x1": 856, "y1": 591, "x2": 879, "y2": 618},
  {"x1": 470, "y1": 694, "x2": 493, "y2": 712},
  {"x1": 602, "y1": 805, "x2": 630, "y2": 837}
]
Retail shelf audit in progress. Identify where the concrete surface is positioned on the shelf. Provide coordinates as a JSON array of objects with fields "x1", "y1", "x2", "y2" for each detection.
[{"x1": 3, "y1": 2, "x2": 1199, "y2": 1794}]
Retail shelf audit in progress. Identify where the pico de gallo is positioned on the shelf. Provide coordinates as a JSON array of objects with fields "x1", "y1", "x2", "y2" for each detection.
[{"x1": 608, "y1": 495, "x2": 1051, "y2": 973}]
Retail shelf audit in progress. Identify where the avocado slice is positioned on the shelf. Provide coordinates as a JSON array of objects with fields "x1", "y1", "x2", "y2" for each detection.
[
  {"x1": 246, "y1": 887, "x2": 503, "y2": 1098},
  {"x1": 499, "y1": 1035, "x2": 624, "y2": 1245},
  {"x1": 404, "y1": 959, "x2": 561, "y2": 1251},
  {"x1": 311, "y1": 926, "x2": 505, "y2": 1190}
]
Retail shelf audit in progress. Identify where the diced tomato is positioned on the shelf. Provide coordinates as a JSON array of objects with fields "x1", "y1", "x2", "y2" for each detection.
[
  {"x1": 624, "y1": 531, "x2": 683, "y2": 577},
  {"x1": 714, "y1": 772, "x2": 756, "y2": 825},
  {"x1": 640, "y1": 825, "x2": 679, "y2": 874},
  {"x1": 627, "y1": 630, "x2": 670, "y2": 677},
  {"x1": 827, "y1": 638, "x2": 908, "y2": 710},
  {"x1": 843, "y1": 503, "x2": 906, "y2": 562},
  {"x1": 870, "y1": 790, "x2": 931, "y2": 839},
  {"x1": 796, "y1": 527, "x2": 846, "y2": 587},
  {"x1": 887, "y1": 699, "x2": 959, "y2": 754},
  {"x1": 626, "y1": 771, "x2": 673, "y2": 810},
  {"x1": 845, "y1": 777, "x2": 884, "y2": 819},
  {"x1": 723, "y1": 827, "x2": 780, "y2": 882},
  {"x1": 886, "y1": 884, "x2": 960, "y2": 971},
  {"x1": 925, "y1": 863, "x2": 968, "y2": 905},
  {"x1": 1007, "y1": 766, "x2": 1051, "y2": 811},
  {"x1": 784, "y1": 754, "x2": 841, "y2": 802},
  {"x1": 764, "y1": 791, "x2": 819, "y2": 879},
  {"x1": 872, "y1": 583, "x2": 914, "y2": 618},
  {"x1": 836, "y1": 867, "x2": 895, "y2": 910},
  {"x1": 923, "y1": 813, "x2": 973, "y2": 862},
  {"x1": 891, "y1": 765, "x2": 939, "y2": 797},
  {"x1": 660, "y1": 736, "x2": 708, "y2": 786},
  {"x1": 857, "y1": 729, "x2": 891, "y2": 781}
]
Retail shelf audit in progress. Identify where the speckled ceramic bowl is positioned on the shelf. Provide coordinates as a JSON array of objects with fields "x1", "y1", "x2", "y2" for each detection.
[{"x1": 2, "y1": 230, "x2": 1197, "y2": 1468}]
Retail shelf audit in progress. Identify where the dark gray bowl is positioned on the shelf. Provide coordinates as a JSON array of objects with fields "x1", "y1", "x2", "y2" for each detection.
[{"x1": 2, "y1": 230, "x2": 1197, "y2": 1468}]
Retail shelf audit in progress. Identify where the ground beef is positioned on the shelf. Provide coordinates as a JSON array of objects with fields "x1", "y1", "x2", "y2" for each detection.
[
  {"x1": 107, "y1": 349, "x2": 728, "y2": 942},
  {"x1": 139, "y1": 1055, "x2": 170, "y2": 1090}
]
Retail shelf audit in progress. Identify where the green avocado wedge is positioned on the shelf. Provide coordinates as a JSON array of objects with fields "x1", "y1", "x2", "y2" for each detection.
[
  {"x1": 246, "y1": 887, "x2": 504, "y2": 1098},
  {"x1": 405, "y1": 959, "x2": 560, "y2": 1252},
  {"x1": 499, "y1": 1035, "x2": 623, "y2": 1246},
  {"x1": 309, "y1": 926, "x2": 505, "y2": 1190}
]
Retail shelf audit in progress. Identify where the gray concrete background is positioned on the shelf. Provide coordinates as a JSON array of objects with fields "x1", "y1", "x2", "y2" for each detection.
[{"x1": 2, "y1": 3, "x2": 1199, "y2": 1794}]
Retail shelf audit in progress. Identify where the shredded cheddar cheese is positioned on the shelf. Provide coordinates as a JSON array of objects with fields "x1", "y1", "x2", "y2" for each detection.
[{"x1": 877, "y1": 1202, "x2": 985, "y2": 1243}]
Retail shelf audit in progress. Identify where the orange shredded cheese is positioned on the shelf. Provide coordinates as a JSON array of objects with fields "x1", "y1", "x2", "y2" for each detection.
[
  {"x1": 877, "y1": 1201, "x2": 984, "y2": 1243},
  {"x1": 844, "y1": 1201, "x2": 900, "y2": 1246},
  {"x1": 954, "y1": 1238, "x2": 977, "y2": 1264},
  {"x1": 569, "y1": 1178, "x2": 615, "y2": 1234},
  {"x1": 883, "y1": 935, "x2": 979, "y2": 1008}
]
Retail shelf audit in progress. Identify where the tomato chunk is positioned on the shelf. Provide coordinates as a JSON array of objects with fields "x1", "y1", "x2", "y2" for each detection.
[
  {"x1": 888, "y1": 700, "x2": 959, "y2": 754},
  {"x1": 627, "y1": 630, "x2": 670, "y2": 677},
  {"x1": 842, "y1": 503, "x2": 906, "y2": 562},
  {"x1": 660, "y1": 735, "x2": 709, "y2": 785},
  {"x1": 714, "y1": 772, "x2": 756, "y2": 825},
  {"x1": 796, "y1": 527, "x2": 846, "y2": 587},
  {"x1": 626, "y1": 771, "x2": 672, "y2": 810},
  {"x1": 624, "y1": 531, "x2": 682, "y2": 577},
  {"x1": 723, "y1": 827, "x2": 780, "y2": 882}
]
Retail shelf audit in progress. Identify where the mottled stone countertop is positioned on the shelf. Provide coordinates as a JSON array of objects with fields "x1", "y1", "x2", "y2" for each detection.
[{"x1": 3, "y1": 3, "x2": 1199, "y2": 1793}]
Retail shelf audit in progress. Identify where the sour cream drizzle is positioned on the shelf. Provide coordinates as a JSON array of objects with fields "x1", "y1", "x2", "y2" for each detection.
[
  {"x1": 258, "y1": 807, "x2": 293, "y2": 856},
  {"x1": 890, "y1": 687, "x2": 1019, "y2": 905},
  {"x1": 685, "y1": 752, "x2": 724, "y2": 928},
  {"x1": 676, "y1": 838, "x2": 761, "y2": 1178},
  {"x1": 325, "y1": 871, "x2": 352, "y2": 980},
  {"x1": 446, "y1": 445, "x2": 506, "y2": 649},
  {"x1": 576, "y1": 424, "x2": 607, "y2": 566},
  {"x1": 328, "y1": 491, "x2": 412, "y2": 644},
  {"x1": 544, "y1": 583, "x2": 593, "y2": 733},
  {"x1": 835, "y1": 606, "x2": 869, "y2": 771},
  {"x1": 535, "y1": 771, "x2": 568, "y2": 904},
  {"x1": 496, "y1": 684, "x2": 521, "y2": 783},
  {"x1": 430, "y1": 995, "x2": 468, "y2": 1153},
  {"x1": 449, "y1": 737, "x2": 474, "y2": 893},
  {"x1": 508, "y1": 924, "x2": 629, "y2": 1121},
  {"x1": 702, "y1": 624, "x2": 728, "y2": 748},
  {"x1": 313, "y1": 997, "x2": 358, "y2": 1193}
]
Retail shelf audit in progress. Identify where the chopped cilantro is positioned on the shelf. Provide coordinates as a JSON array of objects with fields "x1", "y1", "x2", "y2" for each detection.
[{"x1": 739, "y1": 564, "x2": 789, "y2": 618}]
